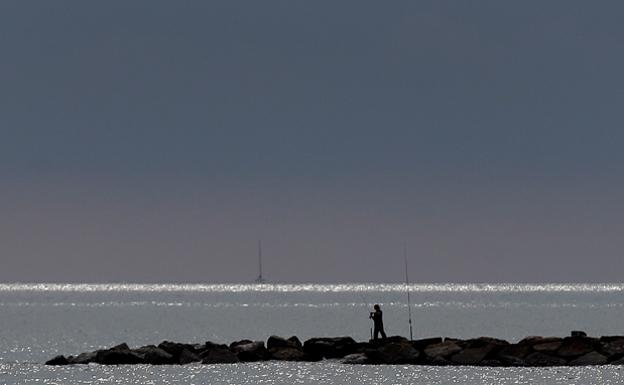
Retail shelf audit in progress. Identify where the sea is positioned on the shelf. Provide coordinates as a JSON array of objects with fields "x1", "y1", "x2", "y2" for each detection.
[{"x1": 1, "y1": 283, "x2": 624, "y2": 384}]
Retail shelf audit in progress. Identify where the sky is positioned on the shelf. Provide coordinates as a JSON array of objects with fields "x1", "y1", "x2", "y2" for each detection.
[{"x1": 1, "y1": 1, "x2": 624, "y2": 283}]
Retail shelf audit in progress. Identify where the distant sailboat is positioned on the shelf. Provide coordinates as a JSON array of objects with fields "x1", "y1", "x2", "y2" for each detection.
[{"x1": 255, "y1": 240, "x2": 266, "y2": 284}]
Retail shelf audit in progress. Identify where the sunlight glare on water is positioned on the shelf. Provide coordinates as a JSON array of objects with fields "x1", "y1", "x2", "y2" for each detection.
[{"x1": 2, "y1": 283, "x2": 624, "y2": 293}]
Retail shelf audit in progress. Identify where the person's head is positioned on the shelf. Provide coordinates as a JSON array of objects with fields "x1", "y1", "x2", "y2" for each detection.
[{"x1": 374, "y1": 304, "x2": 380, "y2": 311}]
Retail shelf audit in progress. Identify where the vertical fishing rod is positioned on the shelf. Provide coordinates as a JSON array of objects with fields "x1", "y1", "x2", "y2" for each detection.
[{"x1": 404, "y1": 245, "x2": 413, "y2": 341}]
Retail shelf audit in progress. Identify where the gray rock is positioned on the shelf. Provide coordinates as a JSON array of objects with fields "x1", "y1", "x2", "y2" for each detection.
[
  {"x1": 569, "y1": 351, "x2": 607, "y2": 366},
  {"x1": 424, "y1": 341, "x2": 462, "y2": 358},
  {"x1": 524, "y1": 352, "x2": 567, "y2": 367}
]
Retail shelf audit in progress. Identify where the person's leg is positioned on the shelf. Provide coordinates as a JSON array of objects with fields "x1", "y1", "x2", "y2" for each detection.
[
  {"x1": 373, "y1": 326, "x2": 379, "y2": 340},
  {"x1": 380, "y1": 328, "x2": 387, "y2": 339}
]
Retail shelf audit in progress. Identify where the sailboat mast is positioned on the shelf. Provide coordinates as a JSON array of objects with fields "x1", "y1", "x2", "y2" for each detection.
[
  {"x1": 404, "y1": 245, "x2": 413, "y2": 341},
  {"x1": 258, "y1": 240, "x2": 263, "y2": 281},
  {"x1": 255, "y1": 240, "x2": 266, "y2": 283}
]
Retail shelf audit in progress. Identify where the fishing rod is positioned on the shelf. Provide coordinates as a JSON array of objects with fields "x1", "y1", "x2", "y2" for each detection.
[{"x1": 404, "y1": 245, "x2": 413, "y2": 341}]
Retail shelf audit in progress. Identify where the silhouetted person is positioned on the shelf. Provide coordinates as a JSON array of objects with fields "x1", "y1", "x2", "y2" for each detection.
[{"x1": 369, "y1": 304, "x2": 387, "y2": 340}]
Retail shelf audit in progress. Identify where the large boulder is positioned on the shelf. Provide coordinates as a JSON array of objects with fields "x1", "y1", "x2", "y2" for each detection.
[
  {"x1": 68, "y1": 351, "x2": 98, "y2": 364},
  {"x1": 303, "y1": 337, "x2": 357, "y2": 359},
  {"x1": 95, "y1": 344, "x2": 143, "y2": 365},
  {"x1": 267, "y1": 335, "x2": 305, "y2": 361},
  {"x1": 269, "y1": 347, "x2": 306, "y2": 361},
  {"x1": 450, "y1": 344, "x2": 496, "y2": 366},
  {"x1": 569, "y1": 351, "x2": 607, "y2": 366},
  {"x1": 524, "y1": 352, "x2": 566, "y2": 367},
  {"x1": 533, "y1": 341, "x2": 562, "y2": 352},
  {"x1": 267, "y1": 336, "x2": 301, "y2": 350},
  {"x1": 367, "y1": 341, "x2": 420, "y2": 364},
  {"x1": 412, "y1": 337, "x2": 443, "y2": 351},
  {"x1": 133, "y1": 345, "x2": 175, "y2": 365},
  {"x1": 230, "y1": 340, "x2": 269, "y2": 362},
  {"x1": 201, "y1": 347, "x2": 239, "y2": 364},
  {"x1": 158, "y1": 341, "x2": 202, "y2": 359},
  {"x1": 424, "y1": 341, "x2": 462, "y2": 359},
  {"x1": 341, "y1": 353, "x2": 369, "y2": 364},
  {"x1": 179, "y1": 349, "x2": 201, "y2": 364},
  {"x1": 495, "y1": 344, "x2": 532, "y2": 365},
  {"x1": 557, "y1": 337, "x2": 598, "y2": 358},
  {"x1": 599, "y1": 337, "x2": 624, "y2": 357}
]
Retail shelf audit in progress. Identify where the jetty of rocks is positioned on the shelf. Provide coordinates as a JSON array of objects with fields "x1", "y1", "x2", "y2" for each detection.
[{"x1": 46, "y1": 331, "x2": 624, "y2": 367}]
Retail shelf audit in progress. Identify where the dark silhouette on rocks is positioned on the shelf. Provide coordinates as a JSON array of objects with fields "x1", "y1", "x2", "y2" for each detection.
[{"x1": 369, "y1": 304, "x2": 387, "y2": 340}]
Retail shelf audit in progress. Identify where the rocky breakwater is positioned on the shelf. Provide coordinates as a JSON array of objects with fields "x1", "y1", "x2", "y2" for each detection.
[{"x1": 46, "y1": 332, "x2": 624, "y2": 367}]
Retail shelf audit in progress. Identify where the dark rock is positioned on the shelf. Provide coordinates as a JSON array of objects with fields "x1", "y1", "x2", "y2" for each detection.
[
  {"x1": 610, "y1": 356, "x2": 624, "y2": 365},
  {"x1": 342, "y1": 353, "x2": 369, "y2": 364},
  {"x1": 367, "y1": 341, "x2": 420, "y2": 364},
  {"x1": 96, "y1": 348, "x2": 143, "y2": 365},
  {"x1": 158, "y1": 341, "x2": 201, "y2": 359},
  {"x1": 498, "y1": 355, "x2": 525, "y2": 366},
  {"x1": 451, "y1": 345, "x2": 496, "y2": 365},
  {"x1": 480, "y1": 359, "x2": 503, "y2": 366},
  {"x1": 427, "y1": 355, "x2": 453, "y2": 366},
  {"x1": 411, "y1": 337, "x2": 443, "y2": 351},
  {"x1": 465, "y1": 337, "x2": 509, "y2": 348},
  {"x1": 533, "y1": 341, "x2": 562, "y2": 352},
  {"x1": 303, "y1": 337, "x2": 357, "y2": 359},
  {"x1": 557, "y1": 337, "x2": 598, "y2": 358},
  {"x1": 424, "y1": 341, "x2": 462, "y2": 359},
  {"x1": 267, "y1": 335, "x2": 301, "y2": 350},
  {"x1": 201, "y1": 347, "x2": 239, "y2": 364},
  {"x1": 518, "y1": 336, "x2": 561, "y2": 346},
  {"x1": 524, "y1": 352, "x2": 567, "y2": 367},
  {"x1": 495, "y1": 344, "x2": 531, "y2": 365},
  {"x1": 287, "y1": 336, "x2": 302, "y2": 349},
  {"x1": 68, "y1": 351, "x2": 97, "y2": 364},
  {"x1": 571, "y1": 331, "x2": 587, "y2": 337},
  {"x1": 599, "y1": 338, "x2": 624, "y2": 357},
  {"x1": 497, "y1": 344, "x2": 532, "y2": 359},
  {"x1": 133, "y1": 345, "x2": 175, "y2": 365},
  {"x1": 46, "y1": 355, "x2": 69, "y2": 366},
  {"x1": 179, "y1": 349, "x2": 201, "y2": 364},
  {"x1": 269, "y1": 347, "x2": 306, "y2": 361},
  {"x1": 230, "y1": 341, "x2": 268, "y2": 362},
  {"x1": 569, "y1": 351, "x2": 607, "y2": 366}
]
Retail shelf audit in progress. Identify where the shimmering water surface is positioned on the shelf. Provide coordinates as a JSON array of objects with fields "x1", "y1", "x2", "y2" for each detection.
[{"x1": 1, "y1": 283, "x2": 624, "y2": 384}]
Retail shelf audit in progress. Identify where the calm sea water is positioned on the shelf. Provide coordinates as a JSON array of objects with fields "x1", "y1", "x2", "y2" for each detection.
[{"x1": 1, "y1": 283, "x2": 624, "y2": 384}]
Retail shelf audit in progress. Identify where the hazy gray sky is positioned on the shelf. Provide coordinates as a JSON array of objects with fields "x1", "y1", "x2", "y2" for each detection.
[{"x1": 1, "y1": 1, "x2": 624, "y2": 283}]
